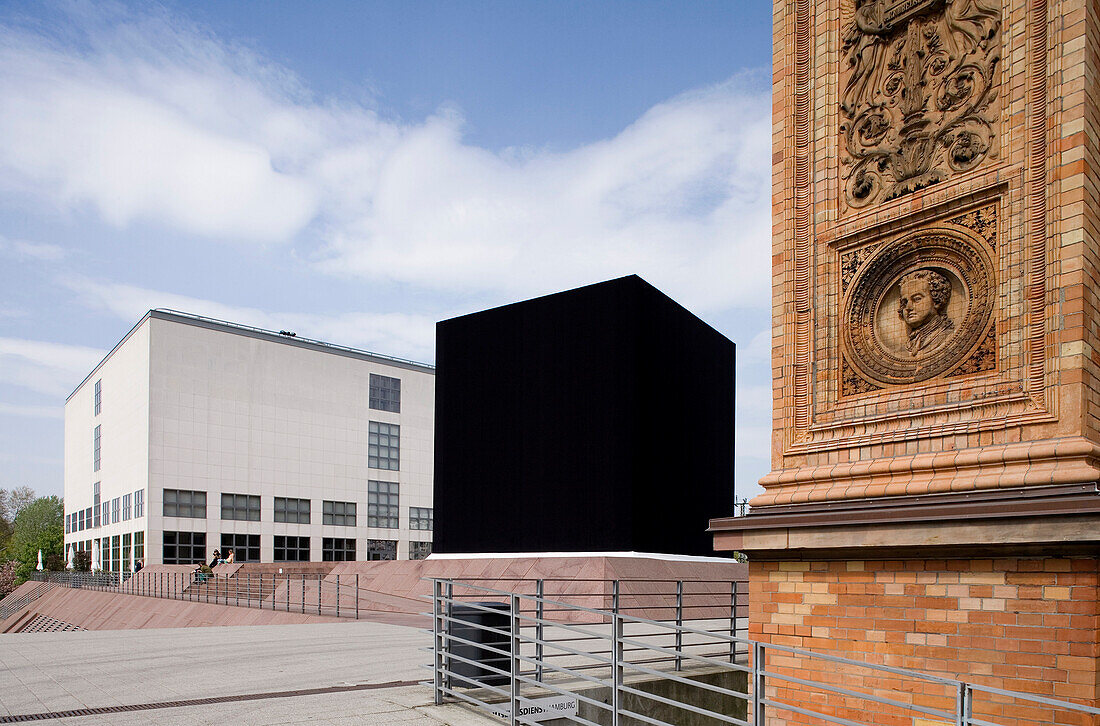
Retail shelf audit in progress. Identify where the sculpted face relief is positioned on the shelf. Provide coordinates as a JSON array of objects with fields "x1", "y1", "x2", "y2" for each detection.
[{"x1": 897, "y1": 269, "x2": 954, "y2": 356}]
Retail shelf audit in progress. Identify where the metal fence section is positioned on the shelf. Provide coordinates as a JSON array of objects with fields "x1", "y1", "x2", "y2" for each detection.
[
  {"x1": 426, "y1": 578, "x2": 1100, "y2": 726},
  {"x1": 29, "y1": 570, "x2": 364, "y2": 620}
]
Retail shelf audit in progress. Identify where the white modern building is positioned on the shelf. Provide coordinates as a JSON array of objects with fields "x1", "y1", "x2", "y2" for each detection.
[{"x1": 63, "y1": 309, "x2": 435, "y2": 570}]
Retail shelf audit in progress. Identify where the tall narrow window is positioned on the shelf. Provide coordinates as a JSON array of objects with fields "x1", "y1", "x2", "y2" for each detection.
[
  {"x1": 134, "y1": 532, "x2": 145, "y2": 562},
  {"x1": 368, "y1": 421, "x2": 399, "y2": 470},
  {"x1": 369, "y1": 374, "x2": 401, "y2": 412},
  {"x1": 122, "y1": 533, "x2": 131, "y2": 571},
  {"x1": 93, "y1": 425, "x2": 101, "y2": 472},
  {"x1": 94, "y1": 379, "x2": 101, "y2": 416},
  {"x1": 122, "y1": 493, "x2": 132, "y2": 521},
  {"x1": 93, "y1": 482, "x2": 101, "y2": 527},
  {"x1": 134, "y1": 489, "x2": 144, "y2": 518},
  {"x1": 111, "y1": 497, "x2": 120, "y2": 524}
]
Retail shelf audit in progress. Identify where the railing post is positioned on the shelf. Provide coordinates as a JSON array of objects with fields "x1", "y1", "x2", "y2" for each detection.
[
  {"x1": 956, "y1": 681, "x2": 972, "y2": 726},
  {"x1": 730, "y1": 580, "x2": 738, "y2": 662},
  {"x1": 433, "y1": 580, "x2": 444, "y2": 705},
  {"x1": 612, "y1": 579, "x2": 620, "y2": 614},
  {"x1": 612, "y1": 611, "x2": 624, "y2": 726},
  {"x1": 535, "y1": 579, "x2": 545, "y2": 683},
  {"x1": 355, "y1": 573, "x2": 360, "y2": 620},
  {"x1": 752, "y1": 641, "x2": 766, "y2": 726},
  {"x1": 317, "y1": 573, "x2": 321, "y2": 615},
  {"x1": 510, "y1": 593, "x2": 521, "y2": 726},
  {"x1": 336, "y1": 574, "x2": 340, "y2": 618},
  {"x1": 675, "y1": 580, "x2": 684, "y2": 671}
]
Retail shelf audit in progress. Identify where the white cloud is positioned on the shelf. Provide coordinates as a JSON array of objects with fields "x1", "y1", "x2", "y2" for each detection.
[
  {"x1": 0, "y1": 235, "x2": 66, "y2": 261},
  {"x1": 0, "y1": 337, "x2": 106, "y2": 398},
  {"x1": 0, "y1": 6, "x2": 771, "y2": 312},
  {"x1": 60, "y1": 276, "x2": 436, "y2": 364},
  {"x1": 0, "y1": 402, "x2": 64, "y2": 419}
]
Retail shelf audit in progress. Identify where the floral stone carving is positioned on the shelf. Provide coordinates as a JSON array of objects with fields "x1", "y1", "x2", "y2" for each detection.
[{"x1": 840, "y1": 0, "x2": 1001, "y2": 208}]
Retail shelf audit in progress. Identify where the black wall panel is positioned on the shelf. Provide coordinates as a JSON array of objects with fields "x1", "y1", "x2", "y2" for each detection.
[{"x1": 433, "y1": 275, "x2": 735, "y2": 556}]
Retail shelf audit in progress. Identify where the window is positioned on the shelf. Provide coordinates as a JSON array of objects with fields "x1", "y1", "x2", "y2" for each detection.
[
  {"x1": 162, "y1": 531, "x2": 206, "y2": 565},
  {"x1": 85, "y1": 507, "x2": 92, "y2": 529},
  {"x1": 163, "y1": 489, "x2": 207, "y2": 518},
  {"x1": 65, "y1": 513, "x2": 71, "y2": 534},
  {"x1": 274, "y1": 535, "x2": 310, "y2": 562},
  {"x1": 322, "y1": 538, "x2": 356, "y2": 562},
  {"x1": 274, "y1": 497, "x2": 310, "y2": 524},
  {"x1": 221, "y1": 493, "x2": 261, "y2": 521},
  {"x1": 134, "y1": 532, "x2": 144, "y2": 562},
  {"x1": 409, "y1": 507, "x2": 433, "y2": 531},
  {"x1": 220, "y1": 534, "x2": 260, "y2": 562},
  {"x1": 367, "y1": 539, "x2": 397, "y2": 561},
  {"x1": 122, "y1": 533, "x2": 131, "y2": 571},
  {"x1": 122, "y1": 493, "x2": 132, "y2": 521},
  {"x1": 94, "y1": 379, "x2": 101, "y2": 416},
  {"x1": 100, "y1": 537, "x2": 109, "y2": 571},
  {"x1": 102, "y1": 502, "x2": 110, "y2": 526},
  {"x1": 368, "y1": 481, "x2": 398, "y2": 528},
  {"x1": 410, "y1": 541, "x2": 432, "y2": 560},
  {"x1": 368, "y1": 421, "x2": 399, "y2": 470},
  {"x1": 112, "y1": 497, "x2": 120, "y2": 524},
  {"x1": 110, "y1": 535, "x2": 120, "y2": 573},
  {"x1": 323, "y1": 500, "x2": 356, "y2": 527},
  {"x1": 93, "y1": 482, "x2": 101, "y2": 527},
  {"x1": 93, "y1": 425, "x2": 101, "y2": 472},
  {"x1": 134, "y1": 489, "x2": 144, "y2": 518},
  {"x1": 369, "y1": 374, "x2": 401, "y2": 413}
]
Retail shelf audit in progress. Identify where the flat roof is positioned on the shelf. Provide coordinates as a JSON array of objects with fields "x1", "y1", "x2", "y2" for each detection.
[{"x1": 67, "y1": 308, "x2": 434, "y2": 402}]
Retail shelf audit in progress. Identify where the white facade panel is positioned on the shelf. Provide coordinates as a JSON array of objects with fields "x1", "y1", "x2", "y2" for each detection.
[{"x1": 64, "y1": 310, "x2": 434, "y2": 568}]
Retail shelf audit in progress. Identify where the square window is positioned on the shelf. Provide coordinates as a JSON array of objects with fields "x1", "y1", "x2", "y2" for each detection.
[
  {"x1": 322, "y1": 537, "x2": 357, "y2": 561},
  {"x1": 163, "y1": 489, "x2": 207, "y2": 519},
  {"x1": 162, "y1": 530, "x2": 206, "y2": 565},
  {"x1": 410, "y1": 541, "x2": 432, "y2": 560},
  {"x1": 409, "y1": 507, "x2": 433, "y2": 531},
  {"x1": 368, "y1": 421, "x2": 400, "y2": 470},
  {"x1": 220, "y1": 533, "x2": 260, "y2": 562},
  {"x1": 367, "y1": 539, "x2": 397, "y2": 561},
  {"x1": 367, "y1": 481, "x2": 399, "y2": 528},
  {"x1": 273, "y1": 535, "x2": 310, "y2": 562},
  {"x1": 274, "y1": 497, "x2": 310, "y2": 524},
  {"x1": 322, "y1": 500, "x2": 357, "y2": 527},
  {"x1": 369, "y1": 374, "x2": 401, "y2": 413},
  {"x1": 221, "y1": 493, "x2": 261, "y2": 521}
]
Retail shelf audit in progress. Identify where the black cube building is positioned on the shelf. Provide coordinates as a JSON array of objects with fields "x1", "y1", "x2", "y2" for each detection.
[{"x1": 433, "y1": 275, "x2": 735, "y2": 556}]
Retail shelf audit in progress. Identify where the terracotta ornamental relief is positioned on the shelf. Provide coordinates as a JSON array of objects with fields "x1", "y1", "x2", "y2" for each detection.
[
  {"x1": 841, "y1": 204, "x2": 997, "y2": 394},
  {"x1": 840, "y1": 0, "x2": 1001, "y2": 208}
]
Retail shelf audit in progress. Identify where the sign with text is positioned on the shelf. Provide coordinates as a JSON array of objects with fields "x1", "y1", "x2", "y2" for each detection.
[{"x1": 488, "y1": 695, "x2": 579, "y2": 722}]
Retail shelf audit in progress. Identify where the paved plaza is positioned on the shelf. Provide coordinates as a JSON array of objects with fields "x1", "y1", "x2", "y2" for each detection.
[{"x1": 0, "y1": 621, "x2": 497, "y2": 725}]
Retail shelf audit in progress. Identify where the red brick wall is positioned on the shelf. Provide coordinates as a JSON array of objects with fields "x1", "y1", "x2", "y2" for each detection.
[{"x1": 749, "y1": 557, "x2": 1099, "y2": 725}]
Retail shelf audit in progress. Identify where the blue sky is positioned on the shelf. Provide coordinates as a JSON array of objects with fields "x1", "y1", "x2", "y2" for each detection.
[{"x1": 0, "y1": 0, "x2": 774, "y2": 506}]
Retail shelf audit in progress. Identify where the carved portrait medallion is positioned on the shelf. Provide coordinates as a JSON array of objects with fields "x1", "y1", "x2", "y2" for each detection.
[
  {"x1": 842, "y1": 221, "x2": 995, "y2": 387},
  {"x1": 839, "y1": 0, "x2": 1001, "y2": 208}
]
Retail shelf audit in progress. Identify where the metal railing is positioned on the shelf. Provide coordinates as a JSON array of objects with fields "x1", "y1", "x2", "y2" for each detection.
[
  {"x1": 426, "y1": 578, "x2": 1100, "y2": 726},
  {"x1": 0, "y1": 581, "x2": 56, "y2": 619},
  {"x1": 29, "y1": 570, "x2": 367, "y2": 619}
]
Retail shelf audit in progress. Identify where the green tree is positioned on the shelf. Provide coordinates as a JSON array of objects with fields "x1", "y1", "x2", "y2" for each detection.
[
  {"x1": 10, "y1": 496, "x2": 63, "y2": 582},
  {"x1": 0, "y1": 486, "x2": 36, "y2": 558}
]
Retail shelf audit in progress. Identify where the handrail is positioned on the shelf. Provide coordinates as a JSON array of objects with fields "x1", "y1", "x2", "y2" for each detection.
[{"x1": 427, "y1": 577, "x2": 1100, "y2": 726}]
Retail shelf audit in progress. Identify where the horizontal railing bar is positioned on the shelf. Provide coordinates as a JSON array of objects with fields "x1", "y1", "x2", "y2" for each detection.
[
  {"x1": 512, "y1": 672, "x2": 613, "y2": 711},
  {"x1": 759, "y1": 641, "x2": 960, "y2": 686},
  {"x1": 617, "y1": 693, "x2": 749, "y2": 726},
  {"x1": 966, "y1": 683, "x2": 1100, "y2": 714},
  {"x1": 617, "y1": 659, "x2": 751, "y2": 701},
  {"x1": 760, "y1": 668, "x2": 953, "y2": 719},
  {"x1": 761, "y1": 697, "x2": 875, "y2": 726}
]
